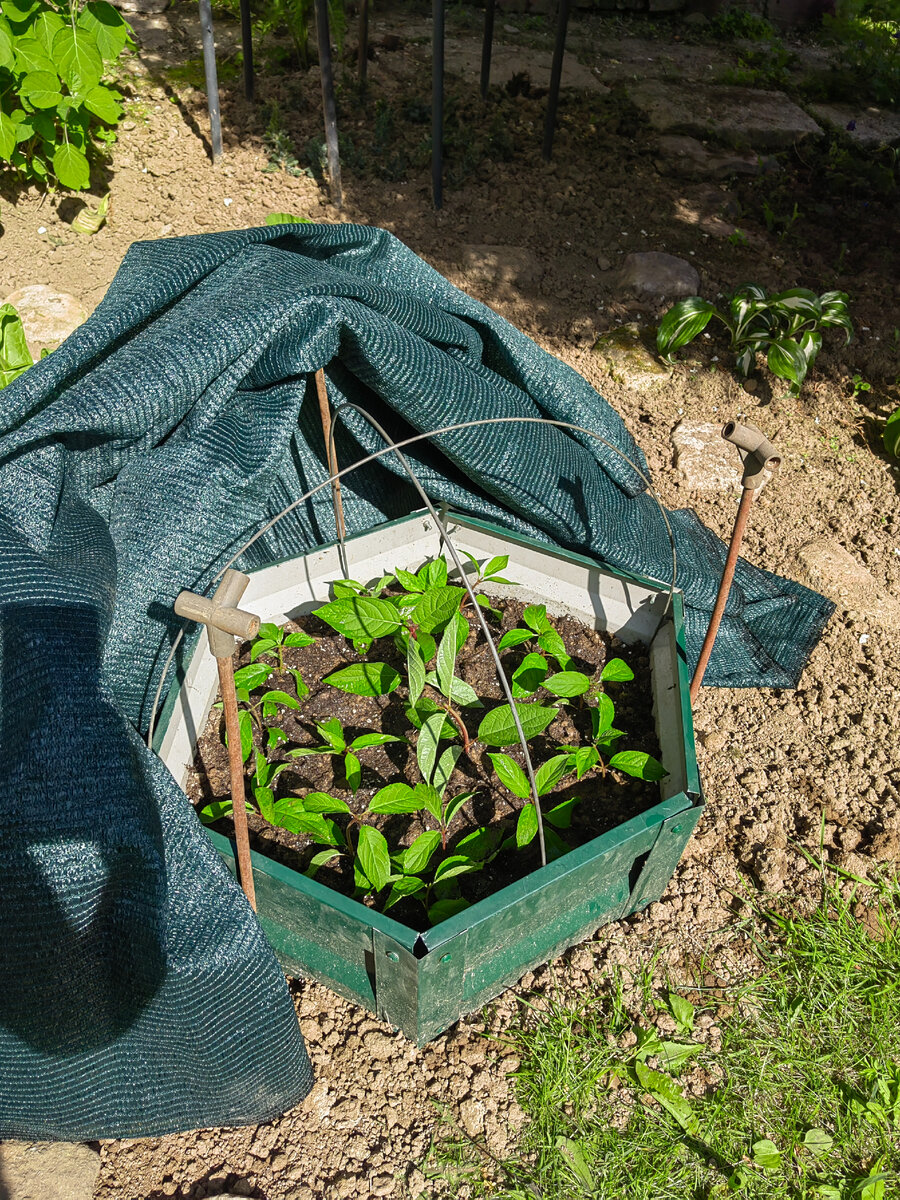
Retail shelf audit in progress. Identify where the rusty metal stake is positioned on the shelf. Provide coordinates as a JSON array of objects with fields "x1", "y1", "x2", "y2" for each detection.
[
  {"x1": 315, "y1": 367, "x2": 346, "y2": 541},
  {"x1": 174, "y1": 569, "x2": 261, "y2": 909},
  {"x1": 690, "y1": 421, "x2": 780, "y2": 704}
]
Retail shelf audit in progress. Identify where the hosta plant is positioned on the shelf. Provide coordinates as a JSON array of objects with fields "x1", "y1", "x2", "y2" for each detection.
[
  {"x1": 0, "y1": 0, "x2": 132, "y2": 190},
  {"x1": 657, "y1": 285, "x2": 853, "y2": 395}
]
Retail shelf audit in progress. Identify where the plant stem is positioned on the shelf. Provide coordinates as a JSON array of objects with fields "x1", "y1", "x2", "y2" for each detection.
[{"x1": 443, "y1": 701, "x2": 471, "y2": 753}]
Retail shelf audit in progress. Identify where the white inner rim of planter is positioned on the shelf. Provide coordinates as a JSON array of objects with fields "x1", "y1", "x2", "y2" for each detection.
[{"x1": 158, "y1": 512, "x2": 689, "y2": 808}]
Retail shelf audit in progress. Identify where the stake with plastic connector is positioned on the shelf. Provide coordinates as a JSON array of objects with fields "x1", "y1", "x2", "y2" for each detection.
[
  {"x1": 689, "y1": 421, "x2": 780, "y2": 704},
  {"x1": 174, "y1": 569, "x2": 261, "y2": 909}
]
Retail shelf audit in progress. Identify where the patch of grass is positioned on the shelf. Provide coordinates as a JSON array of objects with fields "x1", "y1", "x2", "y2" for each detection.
[{"x1": 439, "y1": 871, "x2": 900, "y2": 1198}]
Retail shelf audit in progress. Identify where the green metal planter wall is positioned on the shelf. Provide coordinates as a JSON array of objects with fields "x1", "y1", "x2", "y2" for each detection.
[{"x1": 158, "y1": 512, "x2": 702, "y2": 1045}]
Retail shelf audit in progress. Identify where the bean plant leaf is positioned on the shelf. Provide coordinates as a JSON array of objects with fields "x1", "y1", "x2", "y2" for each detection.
[
  {"x1": 428, "y1": 898, "x2": 470, "y2": 925},
  {"x1": 415, "y1": 585, "x2": 465, "y2": 633},
  {"x1": 233, "y1": 662, "x2": 272, "y2": 691},
  {"x1": 284, "y1": 630, "x2": 315, "y2": 647},
  {"x1": 523, "y1": 603, "x2": 551, "y2": 634},
  {"x1": 368, "y1": 782, "x2": 420, "y2": 814},
  {"x1": 53, "y1": 25, "x2": 103, "y2": 91},
  {"x1": 498, "y1": 628, "x2": 533, "y2": 651},
  {"x1": 315, "y1": 596, "x2": 401, "y2": 640},
  {"x1": 489, "y1": 752, "x2": 531, "y2": 800},
  {"x1": 417, "y1": 709, "x2": 446, "y2": 786},
  {"x1": 356, "y1": 825, "x2": 391, "y2": 892},
  {"x1": 656, "y1": 297, "x2": 718, "y2": 360},
  {"x1": 478, "y1": 701, "x2": 557, "y2": 747},
  {"x1": 400, "y1": 830, "x2": 442, "y2": 874},
  {"x1": 434, "y1": 854, "x2": 481, "y2": 882},
  {"x1": 534, "y1": 754, "x2": 571, "y2": 796},
  {"x1": 344, "y1": 751, "x2": 361, "y2": 793},
  {"x1": 516, "y1": 803, "x2": 538, "y2": 848},
  {"x1": 512, "y1": 652, "x2": 549, "y2": 698},
  {"x1": 350, "y1": 732, "x2": 403, "y2": 749},
  {"x1": 407, "y1": 636, "x2": 426, "y2": 708},
  {"x1": 600, "y1": 657, "x2": 634, "y2": 683},
  {"x1": 609, "y1": 751, "x2": 668, "y2": 781},
  {"x1": 544, "y1": 670, "x2": 590, "y2": 697},
  {"x1": 324, "y1": 661, "x2": 401, "y2": 696},
  {"x1": 53, "y1": 142, "x2": 90, "y2": 191}
]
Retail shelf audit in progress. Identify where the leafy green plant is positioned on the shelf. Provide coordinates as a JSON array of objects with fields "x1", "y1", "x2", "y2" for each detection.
[
  {"x1": 884, "y1": 407, "x2": 900, "y2": 458},
  {"x1": 285, "y1": 716, "x2": 402, "y2": 793},
  {"x1": 0, "y1": 0, "x2": 132, "y2": 190},
  {"x1": 0, "y1": 302, "x2": 38, "y2": 386},
  {"x1": 658, "y1": 285, "x2": 853, "y2": 395}
]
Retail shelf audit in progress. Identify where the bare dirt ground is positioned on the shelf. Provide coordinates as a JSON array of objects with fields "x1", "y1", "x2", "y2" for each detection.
[{"x1": 1, "y1": 2, "x2": 899, "y2": 1196}]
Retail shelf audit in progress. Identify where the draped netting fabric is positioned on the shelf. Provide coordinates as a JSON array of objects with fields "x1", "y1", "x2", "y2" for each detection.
[{"x1": 0, "y1": 222, "x2": 832, "y2": 1139}]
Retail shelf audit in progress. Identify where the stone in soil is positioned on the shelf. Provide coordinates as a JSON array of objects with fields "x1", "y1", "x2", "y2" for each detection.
[
  {"x1": 626, "y1": 80, "x2": 822, "y2": 150},
  {"x1": 2, "y1": 285, "x2": 87, "y2": 357},
  {"x1": 806, "y1": 103, "x2": 900, "y2": 150},
  {"x1": 592, "y1": 323, "x2": 672, "y2": 390},
  {"x1": 654, "y1": 134, "x2": 765, "y2": 180},
  {"x1": 617, "y1": 251, "x2": 700, "y2": 299},
  {"x1": 797, "y1": 537, "x2": 900, "y2": 628},
  {"x1": 671, "y1": 422, "x2": 744, "y2": 491},
  {"x1": 0, "y1": 1142, "x2": 100, "y2": 1200}
]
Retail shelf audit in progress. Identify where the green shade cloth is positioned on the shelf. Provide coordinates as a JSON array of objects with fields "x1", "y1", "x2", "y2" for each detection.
[{"x1": 0, "y1": 222, "x2": 831, "y2": 1139}]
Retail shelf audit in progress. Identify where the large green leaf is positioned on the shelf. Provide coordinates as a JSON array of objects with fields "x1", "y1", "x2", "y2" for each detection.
[
  {"x1": 323, "y1": 661, "x2": 401, "y2": 696},
  {"x1": 767, "y1": 337, "x2": 808, "y2": 393},
  {"x1": 53, "y1": 25, "x2": 103, "y2": 92},
  {"x1": 367, "y1": 783, "x2": 420, "y2": 815},
  {"x1": 0, "y1": 15, "x2": 16, "y2": 68},
  {"x1": 81, "y1": 82, "x2": 121, "y2": 123},
  {"x1": 400, "y1": 830, "x2": 442, "y2": 874},
  {"x1": 543, "y1": 670, "x2": 590, "y2": 698},
  {"x1": 52, "y1": 141, "x2": 90, "y2": 190},
  {"x1": 13, "y1": 35, "x2": 55, "y2": 73},
  {"x1": 488, "y1": 752, "x2": 530, "y2": 800},
  {"x1": 609, "y1": 750, "x2": 667, "y2": 781},
  {"x1": 31, "y1": 7, "x2": 64, "y2": 54},
  {"x1": 416, "y1": 709, "x2": 446, "y2": 786},
  {"x1": 656, "y1": 297, "x2": 718, "y2": 360},
  {"x1": 768, "y1": 286, "x2": 822, "y2": 328},
  {"x1": 477, "y1": 701, "x2": 557, "y2": 747},
  {"x1": 884, "y1": 407, "x2": 900, "y2": 458},
  {"x1": 0, "y1": 111, "x2": 16, "y2": 161},
  {"x1": 77, "y1": 0, "x2": 129, "y2": 61},
  {"x1": 314, "y1": 596, "x2": 400, "y2": 640},
  {"x1": 415, "y1": 585, "x2": 465, "y2": 633},
  {"x1": 356, "y1": 824, "x2": 390, "y2": 892}
]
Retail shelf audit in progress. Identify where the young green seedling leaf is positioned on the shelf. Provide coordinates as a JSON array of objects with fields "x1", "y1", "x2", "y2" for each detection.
[
  {"x1": 298, "y1": 792, "x2": 351, "y2": 815},
  {"x1": 478, "y1": 702, "x2": 558, "y2": 747},
  {"x1": 443, "y1": 790, "x2": 474, "y2": 828},
  {"x1": 384, "y1": 874, "x2": 427, "y2": 909},
  {"x1": 315, "y1": 596, "x2": 401, "y2": 641},
  {"x1": 400, "y1": 829, "x2": 443, "y2": 874},
  {"x1": 523, "y1": 603, "x2": 551, "y2": 634},
  {"x1": 608, "y1": 751, "x2": 668, "y2": 781},
  {"x1": 434, "y1": 854, "x2": 481, "y2": 882},
  {"x1": 433, "y1": 744, "x2": 462, "y2": 796},
  {"x1": 428, "y1": 897, "x2": 470, "y2": 925},
  {"x1": 356, "y1": 824, "x2": 391, "y2": 892},
  {"x1": 407, "y1": 635, "x2": 426, "y2": 708},
  {"x1": 489, "y1": 752, "x2": 531, "y2": 800},
  {"x1": 414, "y1": 782, "x2": 443, "y2": 822},
  {"x1": 415, "y1": 585, "x2": 465, "y2": 633},
  {"x1": 544, "y1": 670, "x2": 591, "y2": 698},
  {"x1": 316, "y1": 717, "x2": 346, "y2": 753},
  {"x1": 516, "y1": 803, "x2": 539, "y2": 847},
  {"x1": 324, "y1": 662, "x2": 402, "y2": 696},
  {"x1": 344, "y1": 751, "x2": 361, "y2": 793},
  {"x1": 417, "y1": 709, "x2": 446, "y2": 786},
  {"x1": 497, "y1": 627, "x2": 533, "y2": 651},
  {"x1": 600, "y1": 657, "x2": 634, "y2": 683},
  {"x1": 305, "y1": 848, "x2": 342, "y2": 877},
  {"x1": 512, "y1": 652, "x2": 549, "y2": 698},
  {"x1": 534, "y1": 753, "x2": 571, "y2": 796},
  {"x1": 751, "y1": 1139, "x2": 782, "y2": 1171},
  {"x1": 233, "y1": 662, "x2": 272, "y2": 691},
  {"x1": 368, "y1": 782, "x2": 421, "y2": 814}
]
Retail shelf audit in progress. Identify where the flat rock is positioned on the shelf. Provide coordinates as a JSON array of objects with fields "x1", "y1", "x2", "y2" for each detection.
[
  {"x1": 807, "y1": 103, "x2": 900, "y2": 150},
  {"x1": 617, "y1": 251, "x2": 699, "y2": 299},
  {"x1": 626, "y1": 80, "x2": 822, "y2": 150},
  {"x1": 2, "y1": 285, "x2": 86, "y2": 356},
  {"x1": 655, "y1": 134, "x2": 763, "y2": 179},
  {"x1": 0, "y1": 1142, "x2": 100, "y2": 1200},
  {"x1": 672, "y1": 422, "x2": 743, "y2": 490},
  {"x1": 797, "y1": 538, "x2": 900, "y2": 627},
  {"x1": 593, "y1": 324, "x2": 672, "y2": 391}
]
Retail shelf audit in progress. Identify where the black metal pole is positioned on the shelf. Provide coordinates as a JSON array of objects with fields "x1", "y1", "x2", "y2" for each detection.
[
  {"x1": 240, "y1": 0, "x2": 254, "y2": 101},
  {"x1": 314, "y1": 0, "x2": 343, "y2": 208},
  {"x1": 198, "y1": 0, "x2": 223, "y2": 162},
  {"x1": 358, "y1": 0, "x2": 369, "y2": 90},
  {"x1": 480, "y1": 0, "x2": 495, "y2": 100},
  {"x1": 542, "y1": 0, "x2": 570, "y2": 162},
  {"x1": 432, "y1": 0, "x2": 444, "y2": 209}
]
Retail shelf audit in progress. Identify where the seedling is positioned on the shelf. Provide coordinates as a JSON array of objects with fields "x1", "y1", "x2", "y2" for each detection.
[{"x1": 285, "y1": 716, "x2": 402, "y2": 793}]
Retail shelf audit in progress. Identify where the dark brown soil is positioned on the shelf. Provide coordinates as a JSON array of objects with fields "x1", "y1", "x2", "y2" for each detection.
[{"x1": 188, "y1": 591, "x2": 661, "y2": 930}]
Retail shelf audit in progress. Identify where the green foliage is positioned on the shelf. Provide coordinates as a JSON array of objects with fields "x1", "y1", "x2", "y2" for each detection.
[
  {"x1": 207, "y1": 554, "x2": 666, "y2": 927},
  {"x1": 0, "y1": 0, "x2": 131, "y2": 189},
  {"x1": 0, "y1": 303, "x2": 35, "y2": 387},
  {"x1": 884, "y1": 407, "x2": 900, "y2": 457},
  {"x1": 441, "y1": 873, "x2": 900, "y2": 1198},
  {"x1": 658, "y1": 286, "x2": 853, "y2": 396}
]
